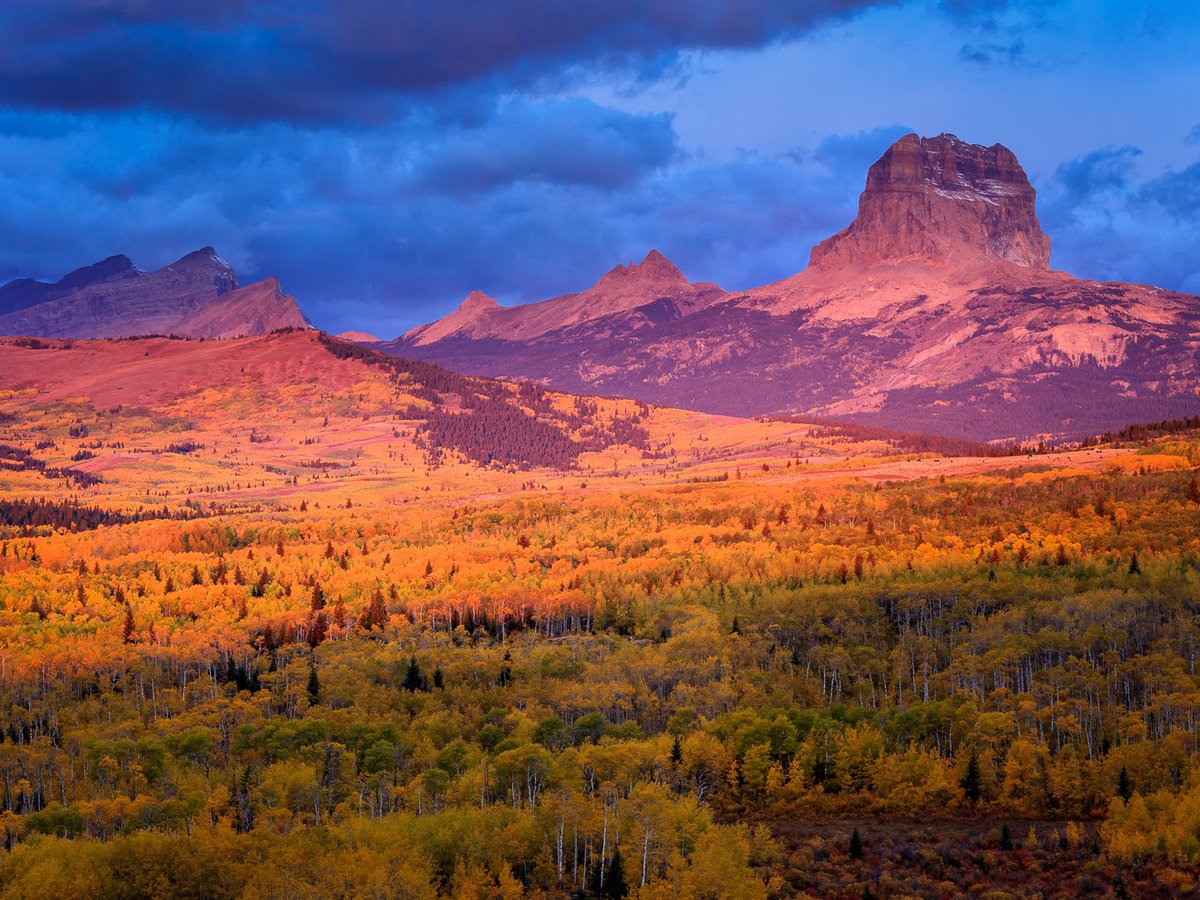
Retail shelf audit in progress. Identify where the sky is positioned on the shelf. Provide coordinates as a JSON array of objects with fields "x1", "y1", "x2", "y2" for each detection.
[{"x1": 0, "y1": 0, "x2": 1197, "y2": 337}]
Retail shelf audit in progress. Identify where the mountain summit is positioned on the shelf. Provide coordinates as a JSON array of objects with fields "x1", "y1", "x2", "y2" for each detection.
[
  {"x1": 403, "y1": 249, "x2": 724, "y2": 346},
  {"x1": 810, "y1": 133, "x2": 1051, "y2": 271},
  {"x1": 0, "y1": 248, "x2": 308, "y2": 339},
  {"x1": 597, "y1": 249, "x2": 688, "y2": 286}
]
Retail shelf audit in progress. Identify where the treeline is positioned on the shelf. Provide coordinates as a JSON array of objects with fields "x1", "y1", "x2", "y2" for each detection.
[
  {"x1": 1084, "y1": 413, "x2": 1200, "y2": 446},
  {"x1": 0, "y1": 442, "x2": 101, "y2": 487},
  {"x1": 0, "y1": 497, "x2": 196, "y2": 534},
  {"x1": 319, "y1": 332, "x2": 652, "y2": 470},
  {"x1": 778, "y1": 417, "x2": 1024, "y2": 457}
]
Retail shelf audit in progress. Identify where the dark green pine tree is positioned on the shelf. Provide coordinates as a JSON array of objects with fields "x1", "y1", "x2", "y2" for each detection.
[
  {"x1": 849, "y1": 827, "x2": 864, "y2": 860},
  {"x1": 307, "y1": 665, "x2": 320, "y2": 705},
  {"x1": 670, "y1": 735, "x2": 683, "y2": 768},
  {"x1": 432, "y1": 666, "x2": 444, "y2": 689},
  {"x1": 1118, "y1": 765, "x2": 1133, "y2": 801},
  {"x1": 1000, "y1": 823, "x2": 1013, "y2": 851},
  {"x1": 961, "y1": 752, "x2": 983, "y2": 805},
  {"x1": 604, "y1": 847, "x2": 628, "y2": 898},
  {"x1": 1128, "y1": 551, "x2": 1141, "y2": 575},
  {"x1": 403, "y1": 656, "x2": 423, "y2": 692}
]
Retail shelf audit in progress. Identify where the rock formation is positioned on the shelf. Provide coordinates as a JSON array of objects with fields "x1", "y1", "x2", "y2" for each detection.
[
  {"x1": 0, "y1": 248, "x2": 308, "y2": 339},
  {"x1": 809, "y1": 133, "x2": 1051, "y2": 270}
]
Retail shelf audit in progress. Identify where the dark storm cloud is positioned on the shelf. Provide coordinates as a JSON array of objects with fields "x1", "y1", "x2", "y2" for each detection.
[
  {"x1": 0, "y1": 102, "x2": 887, "y2": 335},
  {"x1": 807, "y1": 125, "x2": 914, "y2": 181},
  {"x1": 1048, "y1": 146, "x2": 1143, "y2": 203},
  {"x1": 1136, "y1": 161, "x2": 1200, "y2": 225},
  {"x1": 959, "y1": 40, "x2": 1025, "y2": 64},
  {"x1": 1040, "y1": 144, "x2": 1200, "y2": 295},
  {"x1": 414, "y1": 101, "x2": 679, "y2": 192},
  {"x1": 0, "y1": 0, "x2": 896, "y2": 123}
]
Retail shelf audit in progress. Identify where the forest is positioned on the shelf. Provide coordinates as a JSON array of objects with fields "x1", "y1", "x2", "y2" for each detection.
[{"x1": 0, "y1": 426, "x2": 1199, "y2": 896}]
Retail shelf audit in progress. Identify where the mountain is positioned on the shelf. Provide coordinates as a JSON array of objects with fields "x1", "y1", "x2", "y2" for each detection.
[
  {"x1": 385, "y1": 133, "x2": 1200, "y2": 442},
  {"x1": 169, "y1": 277, "x2": 309, "y2": 340},
  {"x1": 808, "y1": 132, "x2": 1050, "y2": 271},
  {"x1": 337, "y1": 330, "x2": 381, "y2": 343},
  {"x1": 0, "y1": 248, "x2": 309, "y2": 339},
  {"x1": 0, "y1": 254, "x2": 141, "y2": 316},
  {"x1": 404, "y1": 249, "x2": 726, "y2": 346}
]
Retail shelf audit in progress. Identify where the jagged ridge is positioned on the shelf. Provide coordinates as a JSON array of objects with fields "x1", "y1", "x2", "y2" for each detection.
[{"x1": 0, "y1": 248, "x2": 308, "y2": 339}]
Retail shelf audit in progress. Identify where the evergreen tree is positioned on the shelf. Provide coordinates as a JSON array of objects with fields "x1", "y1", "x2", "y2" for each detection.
[
  {"x1": 603, "y1": 847, "x2": 628, "y2": 898},
  {"x1": 849, "y1": 828, "x2": 864, "y2": 860},
  {"x1": 121, "y1": 604, "x2": 135, "y2": 644},
  {"x1": 307, "y1": 665, "x2": 320, "y2": 704},
  {"x1": 360, "y1": 588, "x2": 388, "y2": 632},
  {"x1": 961, "y1": 752, "x2": 982, "y2": 805},
  {"x1": 403, "y1": 656, "x2": 423, "y2": 692},
  {"x1": 1000, "y1": 823, "x2": 1013, "y2": 851},
  {"x1": 1129, "y1": 551, "x2": 1141, "y2": 575},
  {"x1": 432, "y1": 666, "x2": 444, "y2": 689},
  {"x1": 1118, "y1": 765, "x2": 1133, "y2": 802},
  {"x1": 670, "y1": 735, "x2": 683, "y2": 768},
  {"x1": 307, "y1": 612, "x2": 328, "y2": 648}
]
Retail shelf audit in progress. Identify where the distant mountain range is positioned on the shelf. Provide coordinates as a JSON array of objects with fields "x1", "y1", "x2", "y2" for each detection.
[
  {"x1": 6, "y1": 132, "x2": 1197, "y2": 443},
  {"x1": 0, "y1": 248, "x2": 308, "y2": 339},
  {"x1": 381, "y1": 133, "x2": 1200, "y2": 442}
]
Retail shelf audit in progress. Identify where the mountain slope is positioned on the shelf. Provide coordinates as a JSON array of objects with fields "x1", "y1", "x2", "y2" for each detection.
[
  {"x1": 0, "y1": 254, "x2": 141, "y2": 316},
  {"x1": 0, "y1": 330, "x2": 661, "y2": 473},
  {"x1": 171, "y1": 277, "x2": 310, "y2": 339},
  {"x1": 387, "y1": 133, "x2": 1200, "y2": 442},
  {"x1": 0, "y1": 248, "x2": 308, "y2": 339},
  {"x1": 404, "y1": 249, "x2": 726, "y2": 346}
]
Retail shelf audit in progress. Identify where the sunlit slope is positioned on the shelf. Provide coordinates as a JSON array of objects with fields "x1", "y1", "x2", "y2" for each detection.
[{"x1": 1, "y1": 330, "x2": 878, "y2": 510}]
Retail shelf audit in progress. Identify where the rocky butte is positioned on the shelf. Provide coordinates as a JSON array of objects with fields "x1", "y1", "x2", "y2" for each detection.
[
  {"x1": 382, "y1": 133, "x2": 1200, "y2": 442},
  {"x1": 808, "y1": 132, "x2": 1051, "y2": 271}
]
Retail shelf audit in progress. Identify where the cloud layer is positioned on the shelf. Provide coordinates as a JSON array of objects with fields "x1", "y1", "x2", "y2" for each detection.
[
  {"x1": 0, "y1": 0, "x2": 1196, "y2": 335},
  {"x1": 0, "y1": 1, "x2": 888, "y2": 123}
]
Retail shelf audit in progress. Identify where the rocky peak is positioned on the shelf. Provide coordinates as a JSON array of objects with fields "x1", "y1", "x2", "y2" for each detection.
[
  {"x1": 459, "y1": 290, "x2": 500, "y2": 313},
  {"x1": 809, "y1": 132, "x2": 1051, "y2": 271},
  {"x1": 598, "y1": 249, "x2": 686, "y2": 286},
  {"x1": 57, "y1": 254, "x2": 139, "y2": 290},
  {"x1": 0, "y1": 253, "x2": 141, "y2": 315},
  {"x1": 169, "y1": 247, "x2": 239, "y2": 293}
]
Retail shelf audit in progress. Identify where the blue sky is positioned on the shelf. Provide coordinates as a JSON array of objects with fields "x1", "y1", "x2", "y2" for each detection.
[{"x1": 0, "y1": 0, "x2": 1197, "y2": 336}]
